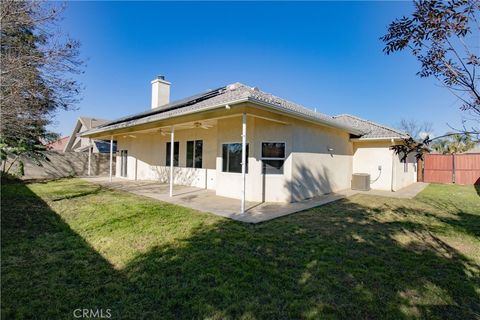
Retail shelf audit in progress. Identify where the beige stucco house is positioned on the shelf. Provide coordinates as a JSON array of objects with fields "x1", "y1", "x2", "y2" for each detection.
[
  {"x1": 81, "y1": 76, "x2": 417, "y2": 212},
  {"x1": 64, "y1": 117, "x2": 115, "y2": 153}
]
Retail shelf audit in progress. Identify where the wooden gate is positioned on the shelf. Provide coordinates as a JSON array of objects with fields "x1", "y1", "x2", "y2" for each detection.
[{"x1": 423, "y1": 153, "x2": 480, "y2": 185}]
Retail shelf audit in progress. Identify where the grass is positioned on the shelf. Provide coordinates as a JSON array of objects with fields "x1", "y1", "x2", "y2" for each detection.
[{"x1": 1, "y1": 178, "x2": 479, "y2": 319}]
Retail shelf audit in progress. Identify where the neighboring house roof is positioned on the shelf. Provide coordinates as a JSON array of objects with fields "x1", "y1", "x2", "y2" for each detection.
[
  {"x1": 78, "y1": 116, "x2": 110, "y2": 130},
  {"x1": 83, "y1": 83, "x2": 365, "y2": 137},
  {"x1": 45, "y1": 136, "x2": 70, "y2": 151},
  {"x1": 64, "y1": 116, "x2": 111, "y2": 152},
  {"x1": 333, "y1": 114, "x2": 408, "y2": 140}
]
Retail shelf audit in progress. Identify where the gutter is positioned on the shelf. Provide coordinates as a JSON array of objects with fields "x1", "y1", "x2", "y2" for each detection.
[
  {"x1": 246, "y1": 97, "x2": 364, "y2": 135},
  {"x1": 350, "y1": 137, "x2": 407, "y2": 142},
  {"x1": 79, "y1": 97, "x2": 250, "y2": 137},
  {"x1": 80, "y1": 96, "x2": 364, "y2": 138}
]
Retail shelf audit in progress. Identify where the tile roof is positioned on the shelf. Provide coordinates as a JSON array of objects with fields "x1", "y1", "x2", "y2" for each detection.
[
  {"x1": 83, "y1": 83, "x2": 406, "y2": 139},
  {"x1": 333, "y1": 114, "x2": 408, "y2": 139},
  {"x1": 86, "y1": 83, "x2": 364, "y2": 136}
]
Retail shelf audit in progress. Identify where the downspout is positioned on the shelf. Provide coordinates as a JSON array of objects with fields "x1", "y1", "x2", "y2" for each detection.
[{"x1": 391, "y1": 138, "x2": 395, "y2": 192}]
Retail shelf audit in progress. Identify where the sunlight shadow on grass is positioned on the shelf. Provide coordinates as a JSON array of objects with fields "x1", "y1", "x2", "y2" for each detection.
[
  {"x1": 51, "y1": 186, "x2": 102, "y2": 201},
  {"x1": 2, "y1": 179, "x2": 480, "y2": 319}
]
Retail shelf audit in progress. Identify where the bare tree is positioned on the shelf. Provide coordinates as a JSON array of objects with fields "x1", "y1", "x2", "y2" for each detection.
[
  {"x1": 0, "y1": 0, "x2": 83, "y2": 173},
  {"x1": 397, "y1": 119, "x2": 433, "y2": 140},
  {"x1": 381, "y1": 0, "x2": 480, "y2": 159}
]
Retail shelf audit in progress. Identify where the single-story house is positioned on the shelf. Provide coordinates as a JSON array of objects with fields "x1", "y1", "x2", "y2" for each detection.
[
  {"x1": 64, "y1": 116, "x2": 116, "y2": 153},
  {"x1": 45, "y1": 136, "x2": 70, "y2": 151},
  {"x1": 81, "y1": 76, "x2": 417, "y2": 212}
]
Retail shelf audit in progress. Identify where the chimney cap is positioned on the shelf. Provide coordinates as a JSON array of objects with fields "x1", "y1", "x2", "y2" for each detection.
[{"x1": 151, "y1": 75, "x2": 171, "y2": 85}]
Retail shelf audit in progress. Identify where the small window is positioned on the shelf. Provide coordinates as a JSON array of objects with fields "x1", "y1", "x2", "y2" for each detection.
[
  {"x1": 261, "y1": 142, "x2": 285, "y2": 174},
  {"x1": 404, "y1": 161, "x2": 408, "y2": 173},
  {"x1": 186, "y1": 140, "x2": 203, "y2": 168},
  {"x1": 222, "y1": 143, "x2": 249, "y2": 173},
  {"x1": 262, "y1": 142, "x2": 285, "y2": 159},
  {"x1": 166, "y1": 141, "x2": 179, "y2": 166}
]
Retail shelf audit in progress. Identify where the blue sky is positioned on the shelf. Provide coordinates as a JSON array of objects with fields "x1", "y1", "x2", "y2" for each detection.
[{"x1": 52, "y1": 1, "x2": 465, "y2": 137}]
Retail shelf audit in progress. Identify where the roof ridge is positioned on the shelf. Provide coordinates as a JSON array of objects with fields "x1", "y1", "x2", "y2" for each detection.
[
  {"x1": 335, "y1": 114, "x2": 408, "y2": 136},
  {"x1": 83, "y1": 82, "x2": 365, "y2": 137},
  {"x1": 79, "y1": 116, "x2": 110, "y2": 122},
  {"x1": 242, "y1": 84, "x2": 335, "y2": 120}
]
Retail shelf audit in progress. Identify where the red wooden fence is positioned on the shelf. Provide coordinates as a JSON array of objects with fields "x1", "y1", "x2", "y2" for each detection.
[
  {"x1": 422, "y1": 153, "x2": 480, "y2": 185},
  {"x1": 423, "y1": 154, "x2": 454, "y2": 184},
  {"x1": 454, "y1": 154, "x2": 480, "y2": 185}
]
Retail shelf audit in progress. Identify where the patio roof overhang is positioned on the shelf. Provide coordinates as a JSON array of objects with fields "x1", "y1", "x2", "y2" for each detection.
[
  {"x1": 79, "y1": 98, "x2": 365, "y2": 140},
  {"x1": 350, "y1": 137, "x2": 407, "y2": 142}
]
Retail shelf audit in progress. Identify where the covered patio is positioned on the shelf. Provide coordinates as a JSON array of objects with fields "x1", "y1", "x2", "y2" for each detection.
[
  {"x1": 81, "y1": 177, "x2": 350, "y2": 223},
  {"x1": 81, "y1": 177, "x2": 428, "y2": 223}
]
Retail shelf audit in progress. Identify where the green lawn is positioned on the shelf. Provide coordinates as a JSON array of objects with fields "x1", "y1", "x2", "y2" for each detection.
[{"x1": 1, "y1": 179, "x2": 479, "y2": 319}]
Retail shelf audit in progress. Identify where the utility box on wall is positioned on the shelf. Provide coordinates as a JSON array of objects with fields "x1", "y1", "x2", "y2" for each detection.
[{"x1": 352, "y1": 173, "x2": 370, "y2": 191}]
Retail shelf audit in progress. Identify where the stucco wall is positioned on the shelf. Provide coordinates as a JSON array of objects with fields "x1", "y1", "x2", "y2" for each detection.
[
  {"x1": 112, "y1": 109, "x2": 417, "y2": 203},
  {"x1": 70, "y1": 124, "x2": 92, "y2": 151},
  {"x1": 114, "y1": 114, "x2": 355, "y2": 203},
  {"x1": 290, "y1": 122, "x2": 353, "y2": 201},
  {"x1": 393, "y1": 152, "x2": 417, "y2": 190},
  {"x1": 352, "y1": 141, "x2": 394, "y2": 191},
  {"x1": 215, "y1": 116, "x2": 293, "y2": 202},
  {"x1": 115, "y1": 126, "x2": 218, "y2": 189},
  {"x1": 352, "y1": 140, "x2": 416, "y2": 191}
]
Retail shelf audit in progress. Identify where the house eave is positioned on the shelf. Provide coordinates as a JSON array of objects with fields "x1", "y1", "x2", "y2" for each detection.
[
  {"x1": 350, "y1": 137, "x2": 407, "y2": 142},
  {"x1": 80, "y1": 97, "x2": 364, "y2": 138},
  {"x1": 246, "y1": 97, "x2": 364, "y2": 135},
  {"x1": 79, "y1": 98, "x2": 251, "y2": 138}
]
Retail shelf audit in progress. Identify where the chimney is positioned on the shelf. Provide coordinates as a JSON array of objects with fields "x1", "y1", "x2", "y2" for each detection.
[{"x1": 151, "y1": 75, "x2": 171, "y2": 109}]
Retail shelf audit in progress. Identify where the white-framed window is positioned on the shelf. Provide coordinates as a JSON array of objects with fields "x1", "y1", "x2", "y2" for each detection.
[
  {"x1": 404, "y1": 161, "x2": 408, "y2": 173},
  {"x1": 222, "y1": 143, "x2": 249, "y2": 173},
  {"x1": 261, "y1": 142, "x2": 285, "y2": 175},
  {"x1": 186, "y1": 140, "x2": 203, "y2": 168}
]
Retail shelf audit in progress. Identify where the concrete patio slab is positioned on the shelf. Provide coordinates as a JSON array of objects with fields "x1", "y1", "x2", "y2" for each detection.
[
  {"x1": 81, "y1": 177, "x2": 428, "y2": 223},
  {"x1": 353, "y1": 182, "x2": 429, "y2": 199}
]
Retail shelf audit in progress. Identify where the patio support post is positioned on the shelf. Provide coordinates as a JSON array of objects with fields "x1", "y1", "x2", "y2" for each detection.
[
  {"x1": 109, "y1": 135, "x2": 113, "y2": 182},
  {"x1": 241, "y1": 112, "x2": 247, "y2": 214},
  {"x1": 169, "y1": 127, "x2": 175, "y2": 197},
  {"x1": 390, "y1": 138, "x2": 395, "y2": 192},
  {"x1": 88, "y1": 138, "x2": 92, "y2": 176}
]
